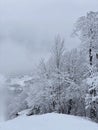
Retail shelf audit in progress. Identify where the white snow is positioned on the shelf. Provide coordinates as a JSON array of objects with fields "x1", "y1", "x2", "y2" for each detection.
[
  {"x1": 87, "y1": 76, "x2": 98, "y2": 87},
  {"x1": 0, "y1": 113, "x2": 98, "y2": 130},
  {"x1": 9, "y1": 75, "x2": 33, "y2": 87},
  {"x1": 18, "y1": 108, "x2": 31, "y2": 116}
]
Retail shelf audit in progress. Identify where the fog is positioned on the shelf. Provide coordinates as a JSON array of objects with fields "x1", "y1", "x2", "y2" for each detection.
[{"x1": 0, "y1": 0, "x2": 98, "y2": 75}]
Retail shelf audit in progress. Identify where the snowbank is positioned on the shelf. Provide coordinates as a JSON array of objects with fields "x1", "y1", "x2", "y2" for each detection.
[{"x1": 0, "y1": 113, "x2": 98, "y2": 130}]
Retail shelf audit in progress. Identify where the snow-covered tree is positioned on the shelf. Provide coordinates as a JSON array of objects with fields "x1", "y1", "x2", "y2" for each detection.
[
  {"x1": 74, "y1": 11, "x2": 98, "y2": 68},
  {"x1": 47, "y1": 35, "x2": 66, "y2": 112},
  {"x1": 74, "y1": 11, "x2": 98, "y2": 120},
  {"x1": 64, "y1": 48, "x2": 88, "y2": 83}
]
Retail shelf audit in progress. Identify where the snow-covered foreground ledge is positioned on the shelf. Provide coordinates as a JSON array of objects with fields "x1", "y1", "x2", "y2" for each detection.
[{"x1": 0, "y1": 113, "x2": 98, "y2": 130}]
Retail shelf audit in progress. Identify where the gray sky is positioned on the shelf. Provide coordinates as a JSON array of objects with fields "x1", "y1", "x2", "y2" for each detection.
[{"x1": 0, "y1": 0, "x2": 98, "y2": 75}]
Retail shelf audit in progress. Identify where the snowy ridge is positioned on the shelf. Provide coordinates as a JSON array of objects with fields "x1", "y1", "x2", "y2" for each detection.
[
  {"x1": 0, "y1": 113, "x2": 98, "y2": 130},
  {"x1": 9, "y1": 75, "x2": 33, "y2": 86}
]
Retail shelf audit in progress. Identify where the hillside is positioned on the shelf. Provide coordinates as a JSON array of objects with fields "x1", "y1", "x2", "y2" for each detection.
[{"x1": 0, "y1": 113, "x2": 98, "y2": 130}]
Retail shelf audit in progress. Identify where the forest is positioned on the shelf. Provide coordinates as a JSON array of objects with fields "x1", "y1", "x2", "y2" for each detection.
[{"x1": 5, "y1": 11, "x2": 98, "y2": 123}]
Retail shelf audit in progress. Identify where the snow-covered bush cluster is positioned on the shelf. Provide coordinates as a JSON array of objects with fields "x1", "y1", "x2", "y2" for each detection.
[{"x1": 5, "y1": 11, "x2": 98, "y2": 122}]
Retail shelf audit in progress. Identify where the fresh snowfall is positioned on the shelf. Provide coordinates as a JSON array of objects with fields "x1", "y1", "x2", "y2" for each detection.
[
  {"x1": 1, "y1": 1, "x2": 98, "y2": 130},
  {"x1": 0, "y1": 113, "x2": 98, "y2": 130}
]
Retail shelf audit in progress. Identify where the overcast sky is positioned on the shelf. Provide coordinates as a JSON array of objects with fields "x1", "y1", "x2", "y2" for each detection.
[{"x1": 0, "y1": 0, "x2": 98, "y2": 75}]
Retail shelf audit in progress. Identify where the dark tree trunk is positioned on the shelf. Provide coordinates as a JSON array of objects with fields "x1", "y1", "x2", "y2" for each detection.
[{"x1": 89, "y1": 48, "x2": 93, "y2": 66}]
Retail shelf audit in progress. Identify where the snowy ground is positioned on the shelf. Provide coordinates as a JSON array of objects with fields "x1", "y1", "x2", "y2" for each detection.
[{"x1": 0, "y1": 113, "x2": 98, "y2": 130}]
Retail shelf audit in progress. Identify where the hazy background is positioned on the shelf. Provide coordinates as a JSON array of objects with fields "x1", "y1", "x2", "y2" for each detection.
[{"x1": 0, "y1": 0, "x2": 98, "y2": 75}]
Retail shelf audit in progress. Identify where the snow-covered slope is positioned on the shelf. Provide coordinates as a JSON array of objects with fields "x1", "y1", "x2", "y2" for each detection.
[
  {"x1": 0, "y1": 113, "x2": 98, "y2": 130},
  {"x1": 8, "y1": 75, "x2": 33, "y2": 87}
]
